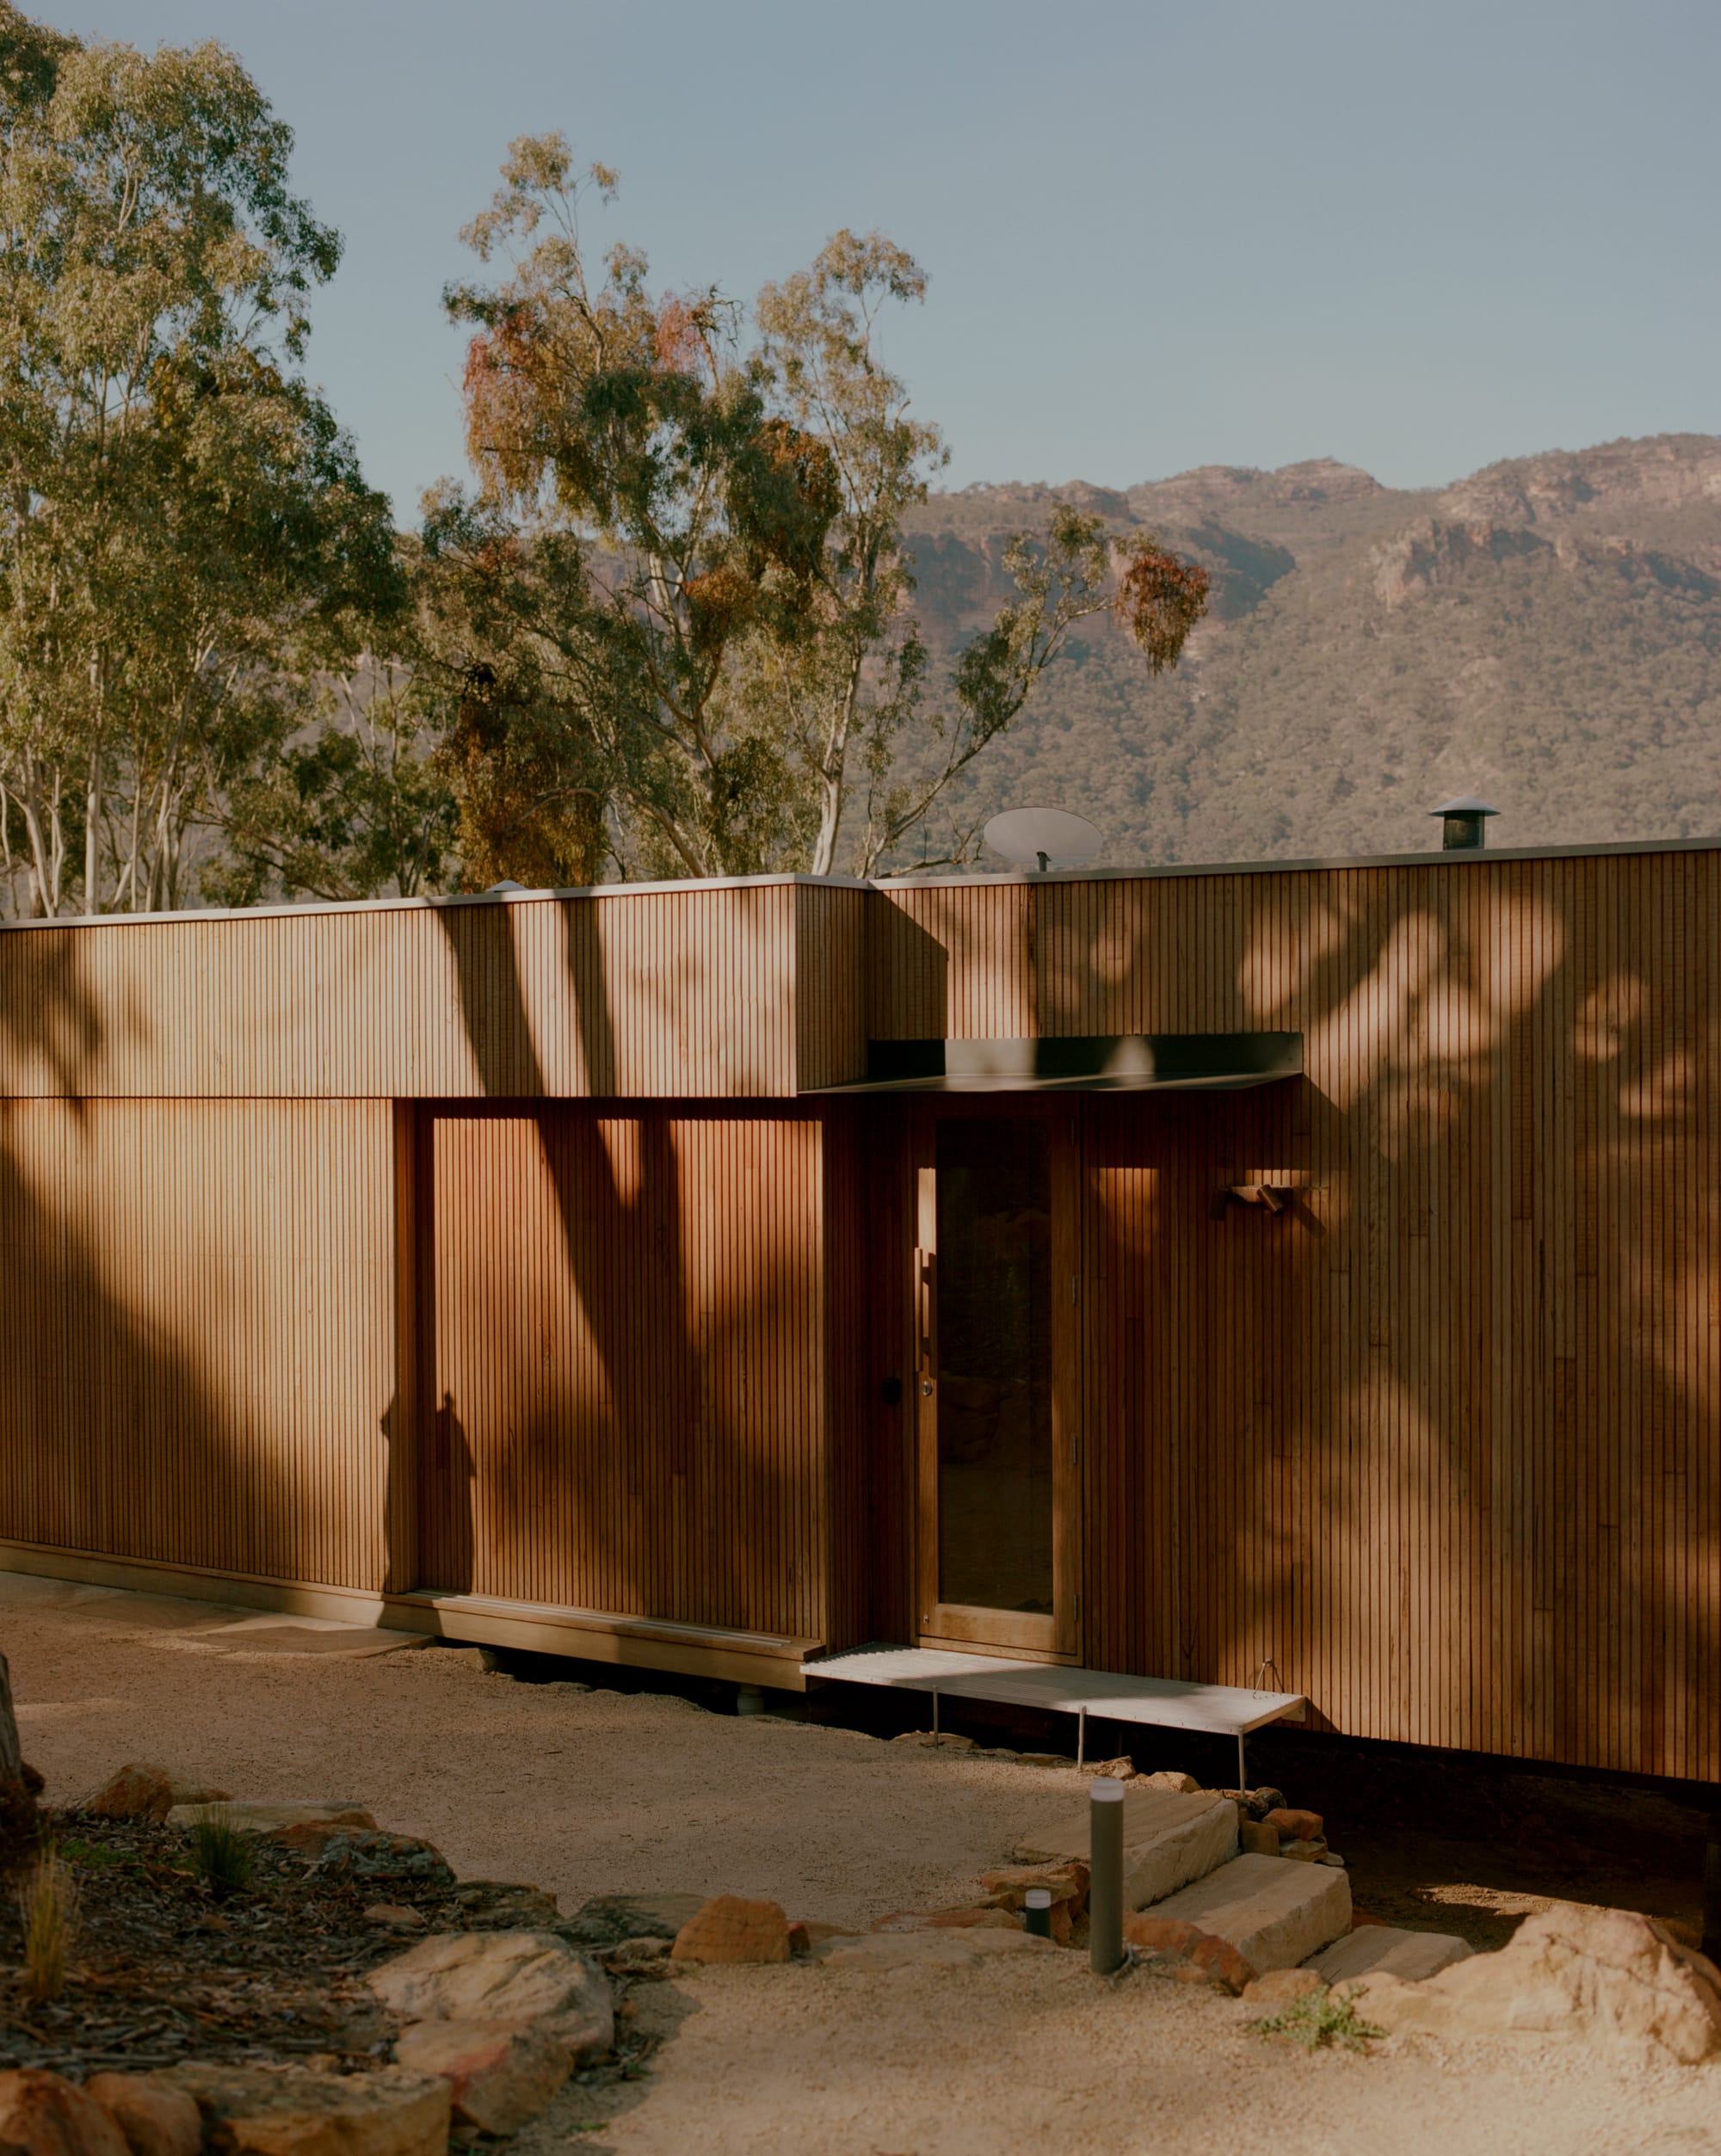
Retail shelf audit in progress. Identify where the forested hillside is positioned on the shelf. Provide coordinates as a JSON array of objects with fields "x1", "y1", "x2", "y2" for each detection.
[{"x1": 901, "y1": 434, "x2": 1721, "y2": 868}]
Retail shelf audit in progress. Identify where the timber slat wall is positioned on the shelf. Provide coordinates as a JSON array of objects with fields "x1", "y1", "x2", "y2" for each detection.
[
  {"x1": 866, "y1": 854, "x2": 1721, "y2": 1781},
  {"x1": 0, "y1": 1099, "x2": 395, "y2": 1587},
  {"x1": 0, "y1": 884, "x2": 822, "y2": 1099},
  {"x1": 420, "y1": 1105, "x2": 830, "y2": 1640},
  {"x1": 0, "y1": 851, "x2": 1716, "y2": 1779}
]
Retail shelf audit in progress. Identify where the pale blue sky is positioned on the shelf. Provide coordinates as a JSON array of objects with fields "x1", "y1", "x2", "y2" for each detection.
[{"x1": 63, "y1": 0, "x2": 1721, "y2": 523}]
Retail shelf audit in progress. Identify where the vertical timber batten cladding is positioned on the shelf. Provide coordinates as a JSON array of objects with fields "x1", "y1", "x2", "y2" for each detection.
[{"x1": 0, "y1": 840, "x2": 1717, "y2": 1779}]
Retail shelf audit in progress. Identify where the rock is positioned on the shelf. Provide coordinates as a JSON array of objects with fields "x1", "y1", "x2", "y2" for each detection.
[
  {"x1": 786, "y1": 1921, "x2": 846, "y2": 1957},
  {"x1": 1016, "y1": 1753, "x2": 1069, "y2": 1769},
  {"x1": 598, "y1": 1937, "x2": 669, "y2": 1967},
  {"x1": 451, "y1": 1882, "x2": 561, "y2": 1930},
  {"x1": 363, "y1": 1905, "x2": 427, "y2": 1931},
  {"x1": 157, "y1": 2066, "x2": 448, "y2": 2156},
  {"x1": 1138, "y1": 1771, "x2": 1200, "y2": 1794},
  {"x1": 890, "y1": 1732, "x2": 975, "y2": 1752},
  {"x1": 870, "y1": 1907, "x2": 1022, "y2": 1934},
  {"x1": 1249, "y1": 1787, "x2": 1286, "y2": 1816},
  {"x1": 560, "y1": 1892, "x2": 703, "y2": 1949},
  {"x1": 1147, "y1": 1852, "x2": 1352, "y2": 1972},
  {"x1": 1122, "y1": 1914, "x2": 1257, "y2": 1995},
  {"x1": 439, "y1": 1648, "x2": 502, "y2": 1672},
  {"x1": 1319, "y1": 1852, "x2": 1347, "y2": 1869},
  {"x1": 1075, "y1": 1757, "x2": 1136, "y2": 1781},
  {"x1": 305, "y1": 1832, "x2": 454, "y2": 1886},
  {"x1": 1262, "y1": 1807, "x2": 1323, "y2": 1843},
  {"x1": 82, "y1": 1767, "x2": 230, "y2": 1826},
  {"x1": 392, "y1": 2020, "x2": 570, "y2": 2136},
  {"x1": 1310, "y1": 1925, "x2": 1471, "y2": 1986},
  {"x1": 1280, "y1": 1838, "x2": 1328, "y2": 1863},
  {"x1": 814, "y1": 1929, "x2": 1057, "y2": 1972},
  {"x1": 1238, "y1": 1822, "x2": 1280, "y2": 1857},
  {"x1": 0, "y1": 2070, "x2": 131, "y2": 2156},
  {"x1": 83, "y1": 2078, "x2": 200, "y2": 2156},
  {"x1": 1243, "y1": 1968, "x2": 1325, "y2": 2006},
  {"x1": 1356, "y1": 1902, "x2": 1721, "y2": 2064},
  {"x1": 1015, "y1": 1788, "x2": 1237, "y2": 1912},
  {"x1": 367, "y1": 1931, "x2": 613, "y2": 2062},
  {"x1": 165, "y1": 1801, "x2": 375, "y2": 1835},
  {"x1": 670, "y1": 1895, "x2": 792, "y2": 1965}
]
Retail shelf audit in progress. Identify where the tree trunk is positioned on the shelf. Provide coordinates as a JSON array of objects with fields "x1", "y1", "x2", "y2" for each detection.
[{"x1": 0, "y1": 1654, "x2": 22, "y2": 1786}]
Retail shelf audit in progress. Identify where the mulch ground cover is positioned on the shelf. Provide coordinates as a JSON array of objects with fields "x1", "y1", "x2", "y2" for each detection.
[{"x1": 0, "y1": 1815, "x2": 650, "y2": 2086}]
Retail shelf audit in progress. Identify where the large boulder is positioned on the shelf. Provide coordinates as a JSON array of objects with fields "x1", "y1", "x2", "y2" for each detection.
[
  {"x1": 83, "y1": 1767, "x2": 231, "y2": 1826},
  {"x1": 83, "y1": 2075, "x2": 200, "y2": 2156},
  {"x1": 367, "y1": 1931, "x2": 613, "y2": 2062},
  {"x1": 392, "y1": 2020, "x2": 570, "y2": 2135},
  {"x1": 1146, "y1": 1852, "x2": 1351, "y2": 1971},
  {"x1": 158, "y1": 2065, "x2": 448, "y2": 2156},
  {"x1": 0, "y1": 2070, "x2": 130, "y2": 2156},
  {"x1": 1358, "y1": 1901, "x2": 1721, "y2": 2065},
  {"x1": 1014, "y1": 1787, "x2": 1237, "y2": 1912}
]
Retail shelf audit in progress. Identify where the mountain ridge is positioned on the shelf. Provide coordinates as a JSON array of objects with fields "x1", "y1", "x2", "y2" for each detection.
[{"x1": 895, "y1": 434, "x2": 1721, "y2": 869}]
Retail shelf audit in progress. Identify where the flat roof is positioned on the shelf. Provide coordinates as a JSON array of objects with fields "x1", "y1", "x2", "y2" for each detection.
[{"x1": 0, "y1": 833, "x2": 1716, "y2": 933}]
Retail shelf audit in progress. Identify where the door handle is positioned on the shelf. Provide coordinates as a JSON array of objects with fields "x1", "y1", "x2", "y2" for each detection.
[{"x1": 914, "y1": 1247, "x2": 936, "y2": 1374}]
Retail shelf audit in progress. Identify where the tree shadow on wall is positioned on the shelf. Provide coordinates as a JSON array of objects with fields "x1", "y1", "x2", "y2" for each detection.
[
  {"x1": 1045, "y1": 860, "x2": 1720, "y2": 1779},
  {"x1": 424, "y1": 898, "x2": 810, "y2": 1641},
  {"x1": 0, "y1": 933, "x2": 354, "y2": 1584}
]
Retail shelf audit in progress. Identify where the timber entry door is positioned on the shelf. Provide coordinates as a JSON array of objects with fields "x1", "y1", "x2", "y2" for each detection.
[{"x1": 911, "y1": 1101, "x2": 1080, "y2": 1660}]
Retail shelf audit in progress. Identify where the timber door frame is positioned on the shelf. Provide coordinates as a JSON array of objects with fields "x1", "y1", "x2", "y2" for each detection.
[{"x1": 910, "y1": 1097, "x2": 1082, "y2": 1664}]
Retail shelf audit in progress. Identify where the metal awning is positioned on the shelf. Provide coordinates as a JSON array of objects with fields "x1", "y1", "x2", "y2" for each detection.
[{"x1": 807, "y1": 1031, "x2": 1302, "y2": 1095}]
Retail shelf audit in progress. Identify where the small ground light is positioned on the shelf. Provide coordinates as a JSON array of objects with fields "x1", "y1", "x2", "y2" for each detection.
[{"x1": 1023, "y1": 1888, "x2": 1053, "y2": 1938}]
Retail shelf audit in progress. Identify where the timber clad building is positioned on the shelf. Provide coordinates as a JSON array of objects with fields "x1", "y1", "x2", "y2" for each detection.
[{"x1": 1, "y1": 837, "x2": 1717, "y2": 1783}]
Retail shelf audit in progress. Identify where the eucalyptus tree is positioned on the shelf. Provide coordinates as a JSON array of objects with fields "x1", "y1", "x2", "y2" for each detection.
[
  {"x1": 439, "y1": 136, "x2": 1210, "y2": 885},
  {"x1": 0, "y1": 5, "x2": 395, "y2": 915}
]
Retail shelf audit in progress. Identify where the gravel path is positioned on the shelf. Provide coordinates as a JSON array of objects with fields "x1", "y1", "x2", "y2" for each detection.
[{"x1": 5, "y1": 1571, "x2": 1719, "y2": 2154}]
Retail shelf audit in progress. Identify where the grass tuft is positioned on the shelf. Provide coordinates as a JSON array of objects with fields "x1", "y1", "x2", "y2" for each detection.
[
  {"x1": 1249, "y1": 1980, "x2": 1385, "y2": 2053},
  {"x1": 18, "y1": 1839, "x2": 78, "y2": 2004},
  {"x1": 188, "y1": 1808, "x2": 256, "y2": 1900}
]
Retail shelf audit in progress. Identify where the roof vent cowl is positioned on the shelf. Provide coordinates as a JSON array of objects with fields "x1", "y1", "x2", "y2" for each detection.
[{"x1": 1429, "y1": 798, "x2": 1500, "y2": 851}]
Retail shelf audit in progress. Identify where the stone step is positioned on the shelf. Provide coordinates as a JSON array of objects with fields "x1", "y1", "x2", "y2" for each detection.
[
  {"x1": 1015, "y1": 1787, "x2": 1238, "y2": 1912},
  {"x1": 1144, "y1": 1851, "x2": 1351, "y2": 1972},
  {"x1": 1306, "y1": 1925, "x2": 1472, "y2": 1986}
]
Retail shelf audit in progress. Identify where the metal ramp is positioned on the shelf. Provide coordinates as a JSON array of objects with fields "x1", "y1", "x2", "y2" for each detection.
[{"x1": 804, "y1": 1645, "x2": 1305, "y2": 1786}]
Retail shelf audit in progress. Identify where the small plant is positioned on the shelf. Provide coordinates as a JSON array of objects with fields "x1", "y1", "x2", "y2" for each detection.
[
  {"x1": 17, "y1": 1839, "x2": 78, "y2": 2004},
  {"x1": 1249, "y1": 1981, "x2": 1385, "y2": 2054},
  {"x1": 188, "y1": 1808, "x2": 256, "y2": 1900}
]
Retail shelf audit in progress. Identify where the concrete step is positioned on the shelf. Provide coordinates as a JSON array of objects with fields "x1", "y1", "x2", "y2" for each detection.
[
  {"x1": 1306, "y1": 1925, "x2": 1472, "y2": 1987},
  {"x1": 1015, "y1": 1787, "x2": 1238, "y2": 1912},
  {"x1": 1145, "y1": 1851, "x2": 1351, "y2": 1972}
]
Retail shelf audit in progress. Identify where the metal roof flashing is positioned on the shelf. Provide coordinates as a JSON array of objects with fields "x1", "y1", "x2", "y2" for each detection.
[{"x1": 1, "y1": 834, "x2": 1718, "y2": 933}]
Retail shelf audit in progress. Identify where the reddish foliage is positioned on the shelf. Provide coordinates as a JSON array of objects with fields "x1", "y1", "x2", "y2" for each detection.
[
  {"x1": 462, "y1": 307, "x2": 545, "y2": 496},
  {"x1": 653, "y1": 293, "x2": 719, "y2": 378},
  {"x1": 1113, "y1": 540, "x2": 1211, "y2": 672}
]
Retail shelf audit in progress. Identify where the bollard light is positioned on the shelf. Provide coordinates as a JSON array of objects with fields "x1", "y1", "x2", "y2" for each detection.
[
  {"x1": 1089, "y1": 1776, "x2": 1126, "y2": 1975},
  {"x1": 1023, "y1": 1887, "x2": 1053, "y2": 1939}
]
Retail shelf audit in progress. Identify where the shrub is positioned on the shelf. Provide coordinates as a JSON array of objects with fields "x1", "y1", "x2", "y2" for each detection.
[
  {"x1": 1249, "y1": 1980, "x2": 1385, "y2": 2053},
  {"x1": 18, "y1": 1841, "x2": 78, "y2": 2004},
  {"x1": 188, "y1": 1808, "x2": 256, "y2": 1900}
]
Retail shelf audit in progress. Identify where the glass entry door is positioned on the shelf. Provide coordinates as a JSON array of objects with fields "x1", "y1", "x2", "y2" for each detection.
[{"x1": 913, "y1": 1103, "x2": 1079, "y2": 1660}]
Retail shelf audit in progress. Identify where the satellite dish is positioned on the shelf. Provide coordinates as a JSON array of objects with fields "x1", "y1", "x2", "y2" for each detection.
[{"x1": 984, "y1": 807, "x2": 1105, "y2": 873}]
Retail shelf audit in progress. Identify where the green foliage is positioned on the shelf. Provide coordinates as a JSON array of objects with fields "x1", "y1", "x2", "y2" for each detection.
[
  {"x1": 188, "y1": 1808, "x2": 255, "y2": 1900},
  {"x1": 0, "y1": 3, "x2": 398, "y2": 918},
  {"x1": 1249, "y1": 1981, "x2": 1385, "y2": 2053}
]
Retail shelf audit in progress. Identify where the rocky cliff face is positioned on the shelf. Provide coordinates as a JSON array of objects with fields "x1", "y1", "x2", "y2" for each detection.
[{"x1": 891, "y1": 434, "x2": 1721, "y2": 870}]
